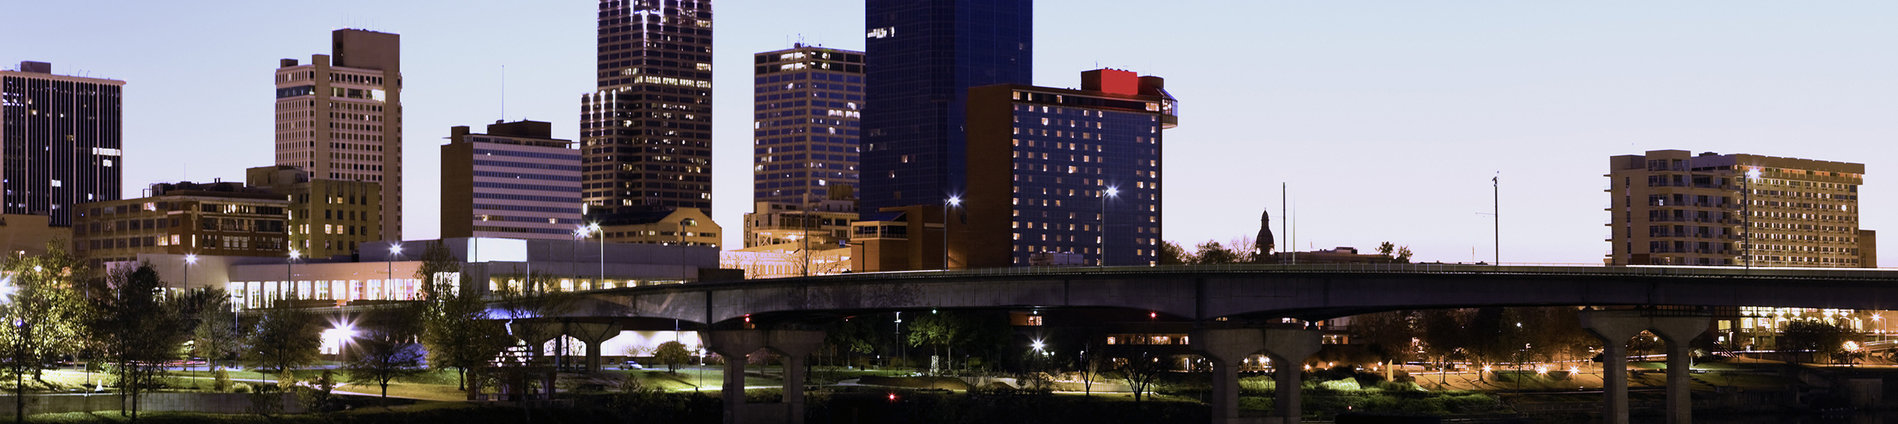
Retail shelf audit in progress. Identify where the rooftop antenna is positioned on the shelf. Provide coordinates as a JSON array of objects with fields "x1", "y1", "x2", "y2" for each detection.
[{"x1": 500, "y1": 65, "x2": 506, "y2": 121}]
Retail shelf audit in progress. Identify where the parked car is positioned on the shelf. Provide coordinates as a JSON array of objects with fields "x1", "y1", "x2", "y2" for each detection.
[{"x1": 621, "y1": 359, "x2": 644, "y2": 370}]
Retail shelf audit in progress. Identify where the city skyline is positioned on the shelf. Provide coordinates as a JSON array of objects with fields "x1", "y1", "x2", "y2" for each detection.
[{"x1": 3, "y1": 1, "x2": 1894, "y2": 265}]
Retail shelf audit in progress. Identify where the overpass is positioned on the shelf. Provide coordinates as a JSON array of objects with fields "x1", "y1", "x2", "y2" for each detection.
[{"x1": 493, "y1": 264, "x2": 1898, "y2": 424}]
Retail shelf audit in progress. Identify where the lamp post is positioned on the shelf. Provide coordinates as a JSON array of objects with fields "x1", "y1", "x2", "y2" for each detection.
[
  {"x1": 286, "y1": 249, "x2": 300, "y2": 308},
  {"x1": 183, "y1": 253, "x2": 197, "y2": 292},
  {"x1": 1101, "y1": 186, "x2": 1118, "y2": 267},
  {"x1": 573, "y1": 225, "x2": 588, "y2": 290},
  {"x1": 387, "y1": 244, "x2": 402, "y2": 300},
  {"x1": 943, "y1": 196, "x2": 961, "y2": 270},
  {"x1": 1743, "y1": 167, "x2": 1761, "y2": 269},
  {"x1": 588, "y1": 222, "x2": 603, "y2": 288}
]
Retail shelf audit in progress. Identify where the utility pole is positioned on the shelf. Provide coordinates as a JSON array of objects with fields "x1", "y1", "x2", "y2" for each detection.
[{"x1": 1494, "y1": 173, "x2": 1500, "y2": 265}]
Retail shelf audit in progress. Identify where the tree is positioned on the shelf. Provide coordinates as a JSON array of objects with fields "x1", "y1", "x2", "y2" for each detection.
[
  {"x1": 0, "y1": 244, "x2": 89, "y2": 424},
  {"x1": 905, "y1": 312, "x2": 963, "y2": 374},
  {"x1": 84, "y1": 263, "x2": 194, "y2": 421},
  {"x1": 1115, "y1": 350, "x2": 1166, "y2": 403},
  {"x1": 415, "y1": 241, "x2": 512, "y2": 391},
  {"x1": 652, "y1": 341, "x2": 691, "y2": 373},
  {"x1": 1416, "y1": 309, "x2": 1468, "y2": 385},
  {"x1": 184, "y1": 289, "x2": 239, "y2": 373},
  {"x1": 1376, "y1": 242, "x2": 1415, "y2": 263},
  {"x1": 1158, "y1": 241, "x2": 1190, "y2": 265},
  {"x1": 1193, "y1": 241, "x2": 1240, "y2": 264},
  {"x1": 1072, "y1": 343, "x2": 1104, "y2": 396},
  {"x1": 1350, "y1": 311, "x2": 1419, "y2": 369},
  {"x1": 1780, "y1": 320, "x2": 1852, "y2": 364},
  {"x1": 345, "y1": 305, "x2": 427, "y2": 404},
  {"x1": 244, "y1": 303, "x2": 320, "y2": 374}
]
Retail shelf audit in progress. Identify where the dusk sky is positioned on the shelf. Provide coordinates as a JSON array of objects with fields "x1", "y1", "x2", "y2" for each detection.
[{"x1": 5, "y1": 1, "x2": 1894, "y2": 265}]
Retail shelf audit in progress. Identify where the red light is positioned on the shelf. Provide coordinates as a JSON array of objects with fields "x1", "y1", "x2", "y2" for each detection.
[
  {"x1": 1150, "y1": 311, "x2": 1157, "y2": 319},
  {"x1": 744, "y1": 314, "x2": 752, "y2": 323},
  {"x1": 887, "y1": 393, "x2": 897, "y2": 402}
]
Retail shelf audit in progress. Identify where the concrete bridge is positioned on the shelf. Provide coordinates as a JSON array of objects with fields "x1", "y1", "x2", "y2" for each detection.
[{"x1": 495, "y1": 264, "x2": 1898, "y2": 424}]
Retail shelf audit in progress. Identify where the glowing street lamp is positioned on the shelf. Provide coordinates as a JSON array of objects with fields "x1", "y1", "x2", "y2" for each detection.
[
  {"x1": 1743, "y1": 167, "x2": 1762, "y2": 269},
  {"x1": 387, "y1": 244, "x2": 403, "y2": 300},
  {"x1": 1101, "y1": 186, "x2": 1118, "y2": 266},
  {"x1": 943, "y1": 196, "x2": 961, "y2": 270},
  {"x1": 182, "y1": 253, "x2": 198, "y2": 291},
  {"x1": 588, "y1": 222, "x2": 603, "y2": 287}
]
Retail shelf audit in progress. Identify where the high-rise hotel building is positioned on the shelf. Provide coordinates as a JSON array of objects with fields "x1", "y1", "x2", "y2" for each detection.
[
  {"x1": 859, "y1": 0, "x2": 1032, "y2": 216},
  {"x1": 1607, "y1": 150, "x2": 1874, "y2": 267},
  {"x1": 581, "y1": 0, "x2": 714, "y2": 214},
  {"x1": 442, "y1": 120, "x2": 583, "y2": 240},
  {"x1": 961, "y1": 69, "x2": 1177, "y2": 267},
  {"x1": 1, "y1": 61, "x2": 123, "y2": 227},
  {"x1": 274, "y1": 29, "x2": 402, "y2": 245}
]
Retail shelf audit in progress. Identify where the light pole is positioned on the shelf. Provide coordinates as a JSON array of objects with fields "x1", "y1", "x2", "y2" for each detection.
[
  {"x1": 1101, "y1": 186, "x2": 1118, "y2": 266},
  {"x1": 387, "y1": 244, "x2": 403, "y2": 300},
  {"x1": 588, "y1": 222, "x2": 603, "y2": 288},
  {"x1": 573, "y1": 225, "x2": 588, "y2": 290},
  {"x1": 286, "y1": 249, "x2": 300, "y2": 307},
  {"x1": 183, "y1": 253, "x2": 197, "y2": 292},
  {"x1": 943, "y1": 196, "x2": 961, "y2": 270},
  {"x1": 1743, "y1": 167, "x2": 1761, "y2": 269}
]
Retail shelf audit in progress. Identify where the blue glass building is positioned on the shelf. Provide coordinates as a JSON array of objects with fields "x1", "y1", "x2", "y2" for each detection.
[{"x1": 860, "y1": 0, "x2": 1033, "y2": 218}]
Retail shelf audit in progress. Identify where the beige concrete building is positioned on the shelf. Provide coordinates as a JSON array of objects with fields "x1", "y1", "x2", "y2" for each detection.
[
  {"x1": 72, "y1": 182, "x2": 288, "y2": 266},
  {"x1": 742, "y1": 199, "x2": 856, "y2": 249},
  {"x1": 247, "y1": 166, "x2": 382, "y2": 260},
  {"x1": 1607, "y1": 150, "x2": 1871, "y2": 267},
  {"x1": 275, "y1": 29, "x2": 402, "y2": 242},
  {"x1": 0, "y1": 214, "x2": 71, "y2": 257},
  {"x1": 597, "y1": 208, "x2": 721, "y2": 248}
]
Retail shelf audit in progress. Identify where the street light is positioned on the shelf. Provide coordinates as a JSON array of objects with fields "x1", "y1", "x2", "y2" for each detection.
[
  {"x1": 1101, "y1": 186, "x2": 1118, "y2": 266},
  {"x1": 588, "y1": 222, "x2": 603, "y2": 288},
  {"x1": 183, "y1": 253, "x2": 198, "y2": 292},
  {"x1": 286, "y1": 249, "x2": 300, "y2": 307},
  {"x1": 949, "y1": 194, "x2": 964, "y2": 268},
  {"x1": 387, "y1": 244, "x2": 402, "y2": 300},
  {"x1": 1743, "y1": 167, "x2": 1762, "y2": 269}
]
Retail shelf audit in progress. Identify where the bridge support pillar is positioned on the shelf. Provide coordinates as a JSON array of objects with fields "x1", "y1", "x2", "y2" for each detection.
[
  {"x1": 1263, "y1": 329, "x2": 1322, "y2": 423},
  {"x1": 567, "y1": 323, "x2": 622, "y2": 374},
  {"x1": 703, "y1": 329, "x2": 825, "y2": 424},
  {"x1": 1580, "y1": 310, "x2": 1710, "y2": 424},
  {"x1": 770, "y1": 330, "x2": 826, "y2": 424},
  {"x1": 1191, "y1": 329, "x2": 1263, "y2": 424}
]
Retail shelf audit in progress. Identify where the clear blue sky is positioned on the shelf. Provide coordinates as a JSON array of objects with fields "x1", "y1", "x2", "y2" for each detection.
[{"x1": 5, "y1": 1, "x2": 1894, "y2": 265}]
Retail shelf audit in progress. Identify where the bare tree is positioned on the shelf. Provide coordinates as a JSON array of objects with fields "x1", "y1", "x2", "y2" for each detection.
[{"x1": 1116, "y1": 351, "x2": 1166, "y2": 403}]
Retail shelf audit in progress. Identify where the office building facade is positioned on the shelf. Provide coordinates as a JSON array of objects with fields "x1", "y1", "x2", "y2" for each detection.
[
  {"x1": 72, "y1": 181, "x2": 289, "y2": 265},
  {"x1": 1607, "y1": 150, "x2": 1871, "y2": 267},
  {"x1": 442, "y1": 120, "x2": 582, "y2": 240},
  {"x1": 1, "y1": 61, "x2": 123, "y2": 227},
  {"x1": 752, "y1": 44, "x2": 864, "y2": 206},
  {"x1": 962, "y1": 69, "x2": 1177, "y2": 267},
  {"x1": 275, "y1": 29, "x2": 402, "y2": 244},
  {"x1": 859, "y1": 0, "x2": 1032, "y2": 216},
  {"x1": 581, "y1": 0, "x2": 715, "y2": 214},
  {"x1": 246, "y1": 166, "x2": 382, "y2": 260}
]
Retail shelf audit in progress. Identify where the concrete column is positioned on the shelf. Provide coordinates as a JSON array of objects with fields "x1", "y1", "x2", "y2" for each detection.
[
  {"x1": 1651, "y1": 317, "x2": 1710, "y2": 424},
  {"x1": 567, "y1": 323, "x2": 623, "y2": 373},
  {"x1": 1261, "y1": 328, "x2": 1322, "y2": 423},
  {"x1": 511, "y1": 321, "x2": 560, "y2": 364},
  {"x1": 1580, "y1": 310, "x2": 1708, "y2": 424},
  {"x1": 770, "y1": 330, "x2": 826, "y2": 424},
  {"x1": 1579, "y1": 311, "x2": 1643, "y2": 424},
  {"x1": 1190, "y1": 329, "x2": 1264, "y2": 424},
  {"x1": 704, "y1": 330, "x2": 767, "y2": 424}
]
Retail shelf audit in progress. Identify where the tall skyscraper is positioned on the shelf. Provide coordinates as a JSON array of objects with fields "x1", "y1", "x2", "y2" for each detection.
[
  {"x1": 860, "y1": 0, "x2": 1032, "y2": 217},
  {"x1": 1, "y1": 61, "x2": 124, "y2": 227},
  {"x1": 442, "y1": 120, "x2": 582, "y2": 240},
  {"x1": 1607, "y1": 150, "x2": 1873, "y2": 267},
  {"x1": 752, "y1": 44, "x2": 864, "y2": 206},
  {"x1": 274, "y1": 29, "x2": 402, "y2": 244},
  {"x1": 582, "y1": 0, "x2": 714, "y2": 214},
  {"x1": 962, "y1": 69, "x2": 1177, "y2": 267}
]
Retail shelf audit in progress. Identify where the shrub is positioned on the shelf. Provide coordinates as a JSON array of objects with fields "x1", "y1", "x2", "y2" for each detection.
[
  {"x1": 231, "y1": 383, "x2": 253, "y2": 393},
  {"x1": 213, "y1": 368, "x2": 233, "y2": 392},
  {"x1": 1318, "y1": 378, "x2": 1362, "y2": 392}
]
